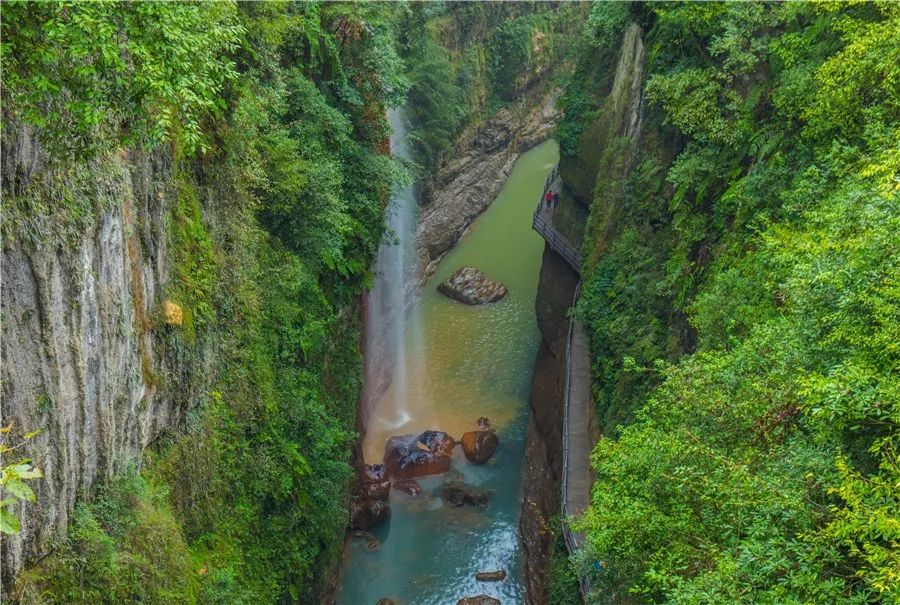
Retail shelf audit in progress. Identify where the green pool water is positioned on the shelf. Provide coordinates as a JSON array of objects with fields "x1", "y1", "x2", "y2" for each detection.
[{"x1": 338, "y1": 140, "x2": 559, "y2": 605}]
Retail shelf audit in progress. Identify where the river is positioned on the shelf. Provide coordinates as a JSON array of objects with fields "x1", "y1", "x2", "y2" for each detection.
[{"x1": 339, "y1": 131, "x2": 559, "y2": 604}]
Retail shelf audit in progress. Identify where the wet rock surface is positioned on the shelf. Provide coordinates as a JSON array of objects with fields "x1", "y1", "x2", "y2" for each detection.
[
  {"x1": 438, "y1": 267, "x2": 508, "y2": 305},
  {"x1": 457, "y1": 596, "x2": 501, "y2": 605},
  {"x1": 475, "y1": 570, "x2": 508, "y2": 582},
  {"x1": 363, "y1": 463, "x2": 388, "y2": 483},
  {"x1": 359, "y1": 480, "x2": 391, "y2": 501},
  {"x1": 442, "y1": 480, "x2": 490, "y2": 507},
  {"x1": 393, "y1": 479, "x2": 422, "y2": 497},
  {"x1": 384, "y1": 431, "x2": 455, "y2": 480},
  {"x1": 349, "y1": 530, "x2": 381, "y2": 552},
  {"x1": 350, "y1": 499, "x2": 390, "y2": 531},
  {"x1": 461, "y1": 429, "x2": 499, "y2": 464},
  {"x1": 351, "y1": 463, "x2": 392, "y2": 531}
]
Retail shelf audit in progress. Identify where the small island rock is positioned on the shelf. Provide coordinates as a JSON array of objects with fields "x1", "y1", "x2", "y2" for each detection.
[
  {"x1": 461, "y1": 429, "x2": 499, "y2": 464},
  {"x1": 442, "y1": 480, "x2": 490, "y2": 507},
  {"x1": 393, "y1": 479, "x2": 422, "y2": 497},
  {"x1": 438, "y1": 267, "x2": 508, "y2": 305},
  {"x1": 384, "y1": 431, "x2": 455, "y2": 480}
]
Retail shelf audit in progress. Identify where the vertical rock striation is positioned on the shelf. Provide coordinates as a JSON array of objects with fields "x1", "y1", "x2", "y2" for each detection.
[
  {"x1": 520, "y1": 246, "x2": 579, "y2": 605},
  {"x1": 0, "y1": 127, "x2": 213, "y2": 587}
]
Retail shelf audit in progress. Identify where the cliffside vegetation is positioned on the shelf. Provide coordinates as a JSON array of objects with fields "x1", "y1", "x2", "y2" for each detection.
[
  {"x1": 1, "y1": 1, "x2": 571, "y2": 603},
  {"x1": 4, "y1": 2, "x2": 403, "y2": 602},
  {"x1": 402, "y1": 2, "x2": 580, "y2": 176},
  {"x1": 560, "y1": 2, "x2": 899, "y2": 603}
]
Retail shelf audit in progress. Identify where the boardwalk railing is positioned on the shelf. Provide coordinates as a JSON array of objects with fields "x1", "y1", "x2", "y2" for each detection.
[
  {"x1": 532, "y1": 163, "x2": 590, "y2": 603},
  {"x1": 533, "y1": 165, "x2": 582, "y2": 272}
]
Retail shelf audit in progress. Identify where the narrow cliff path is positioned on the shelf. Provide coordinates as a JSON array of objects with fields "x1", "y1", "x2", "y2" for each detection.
[
  {"x1": 563, "y1": 318, "x2": 592, "y2": 543},
  {"x1": 532, "y1": 166, "x2": 594, "y2": 601}
]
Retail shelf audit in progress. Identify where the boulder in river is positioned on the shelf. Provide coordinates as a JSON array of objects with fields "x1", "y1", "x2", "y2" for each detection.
[
  {"x1": 384, "y1": 431, "x2": 455, "y2": 480},
  {"x1": 438, "y1": 267, "x2": 508, "y2": 305},
  {"x1": 350, "y1": 499, "x2": 390, "y2": 531},
  {"x1": 442, "y1": 480, "x2": 490, "y2": 507},
  {"x1": 475, "y1": 570, "x2": 507, "y2": 582},
  {"x1": 461, "y1": 429, "x2": 499, "y2": 464},
  {"x1": 363, "y1": 463, "x2": 388, "y2": 483},
  {"x1": 376, "y1": 599, "x2": 396, "y2": 605},
  {"x1": 393, "y1": 479, "x2": 422, "y2": 497},
  {"x1": 359, "y1": 479, "x2": 391, "y2": 501},
  {"x1": 457, "y1": 596, "x2": 501, "y2": 605}
]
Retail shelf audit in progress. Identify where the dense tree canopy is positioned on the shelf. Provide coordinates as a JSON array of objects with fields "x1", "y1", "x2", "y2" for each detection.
[{"x1": 562, "y1": 2, "x2": 899, "y2": 603}]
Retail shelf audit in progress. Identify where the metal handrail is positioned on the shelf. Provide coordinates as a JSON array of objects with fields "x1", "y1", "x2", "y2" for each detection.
[
  {"x1": 533, "y1": 164, "x2": 581, "y2": 273},
  {"x1": 531, "y1": 163, "x2": 590, "y2": 603}
]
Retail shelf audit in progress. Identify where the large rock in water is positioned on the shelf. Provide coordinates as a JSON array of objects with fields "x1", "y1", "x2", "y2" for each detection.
[
  {"x1": 461, "y1": 429, "x2": 499, "y2": 464},
  {"x1": 438, "y1": 267, "x2": 508, "y2": 304},
  {"x1": 359, "y1": 463, "x2": 391, "y2": 501},
  {"x1": 384, "y1": 431, "x2": 455, "y2": 480},
  {"x1": 457, "y1": 596, "x2": 501, "y2": 605},
  {"x1": 442, "y1": 480, "x2": 490, "y2": 507},
  {"x1": 475, "y1": 570, "x2": 507, "y2": 582}
]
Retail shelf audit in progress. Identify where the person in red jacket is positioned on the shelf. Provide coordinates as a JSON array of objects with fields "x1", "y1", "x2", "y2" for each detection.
[{"x1": 545, "y1": 190, "x2": 553, "y2": 208}]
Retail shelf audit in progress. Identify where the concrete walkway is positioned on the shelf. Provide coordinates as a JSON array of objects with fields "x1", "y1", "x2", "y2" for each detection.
[{"x1": 564, "y1": 318, "x2": 592, "y2": 547}]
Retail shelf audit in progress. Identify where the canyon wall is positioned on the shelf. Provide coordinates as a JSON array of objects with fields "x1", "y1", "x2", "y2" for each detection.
[
  {"x1": 1, "y1": 128, "x2": 215, "y2": 582},
  {"x1": 520, "y1": 246, "x2": 578, "y2": 605},
  {"x1": 416, "y1": 90, "x2": 560, "y2": 283}
]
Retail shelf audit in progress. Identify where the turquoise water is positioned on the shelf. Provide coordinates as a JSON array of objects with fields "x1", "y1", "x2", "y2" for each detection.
[{"x1": 338, "y1": 140, "x2": 559, "y2": 605}]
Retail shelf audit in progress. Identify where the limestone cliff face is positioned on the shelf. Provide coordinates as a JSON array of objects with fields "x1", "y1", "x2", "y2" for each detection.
[
  {"x1": 520, "y1": 246, "x2": 579, "y2": 605},
  {"x1": 0, "y1": 126, "x2": 212, "y2": 586},
  {"x1": 416, "y1": 89, "x2": 561, "y2": 285},
  {"x1": 560, "y1": 22, "x2": 646, "y2": 209}
]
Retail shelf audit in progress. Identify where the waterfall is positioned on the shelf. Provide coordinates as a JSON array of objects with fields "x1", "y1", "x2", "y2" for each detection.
[{"x1": 363, "y1": 109, "x2": 420, "y2": 445}]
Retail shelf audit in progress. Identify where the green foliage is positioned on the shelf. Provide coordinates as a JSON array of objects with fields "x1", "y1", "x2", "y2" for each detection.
[
  {"x1": 405, "y1": 37, "x2": 467, "y2": 170},
  {"x1": 0, "y1": 424, "x2": 43, "y2": 536},
  {"x1": 403, "y1": 3, "x2": 579, "y2": 175},
  {"x1": 586, "y1": 1, "x2": 631, "y2": 47},
  {"x1": 16, "y1": 472, "x2": 198, "y2": 605},
  {"x1": 1, "y1": 1, "x2": 242, "y2": 154},
  {"x1": 487, "y1": 16, "x2": 535, "y2": 101},
  {"x1": 5, "y1": 2, "x2": 407, "y2": 602},
  {"x1": 549, "y1": 526, "x2": 583, "y2": 605},
  {"x1": 167, "y1": 180, "x2": 217, "y2": 341},
  {"x1": 564, "y1": 1, "x2": 900, "y2": 603}
]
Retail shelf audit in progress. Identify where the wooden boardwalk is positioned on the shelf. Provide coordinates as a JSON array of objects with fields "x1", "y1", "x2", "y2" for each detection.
[{"x1": 532, "y1": 165, "x2": 593, "y2": 603}]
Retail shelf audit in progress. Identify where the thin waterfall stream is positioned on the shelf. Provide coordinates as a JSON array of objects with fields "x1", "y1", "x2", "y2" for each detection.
[
  {"x1": 364, "y1": 109, "x2": 422, "y2": 436},
  {"x1": 341, "y1": 111, "x2": 559, "y2": 603}
]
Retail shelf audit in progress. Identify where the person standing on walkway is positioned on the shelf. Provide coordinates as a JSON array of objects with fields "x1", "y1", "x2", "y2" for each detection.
[
  {"x1": 553, "y1": 191, "x2": 560, "y2": 209},
  {"x1": 545, "y1": 190, "x2": 553, "y2": 208}
]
